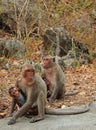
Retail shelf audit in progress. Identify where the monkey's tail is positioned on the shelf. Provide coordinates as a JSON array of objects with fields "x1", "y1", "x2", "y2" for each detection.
[{"x1": 45, "y1": 104, "x2": 90, "y2": 115}]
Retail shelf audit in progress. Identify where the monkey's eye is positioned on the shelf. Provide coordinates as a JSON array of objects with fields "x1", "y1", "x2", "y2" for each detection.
[
  {"x1": 43, "y1": 58, "x2": 49, "y2": 61},
  {"x1": 26, "y1": 69, "x2": 34, "y2": 72}
]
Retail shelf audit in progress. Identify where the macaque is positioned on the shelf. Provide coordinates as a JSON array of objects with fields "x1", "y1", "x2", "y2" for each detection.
[
  {"x1": 42, "y1": 55, "x2": 79, "y2": 102},
  {"x1": 8, "y1": 63, "x2": 47, "y2": 125},
  {"x1": 42, "y1": 55, "x2": 66, "y2": 102},
  {"x1": 8, "y1": 63, "x2": 90, "y2": 125},
  {"x1": 8, "y1": 87, "x2": 26, "y2": 117}
]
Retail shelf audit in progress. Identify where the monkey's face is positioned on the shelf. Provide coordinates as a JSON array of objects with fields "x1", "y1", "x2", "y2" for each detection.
[
  {"x1": 25, "y1": 69, "x2": 34, "y2": 79},
  {"x1": 42, "y1": 56, "x2": 53, "y2": 68},
  {"x1": 21, "y1": 64, "x2": 35, "y2": 79},
  {"x1": 11, "y1": 88, "x2": 19, "y2": 97}
]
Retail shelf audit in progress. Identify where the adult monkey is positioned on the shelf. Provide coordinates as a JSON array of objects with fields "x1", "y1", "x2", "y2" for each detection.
[
  {"x1": 8, "y1": 63, "x2": 89, "y2": 125},
  {"x1": 42, "y1": 55, "x2": 78, "y2": 103},
  {"x1": 8, "y1": 63, "x2": 47, "y2": 125}
]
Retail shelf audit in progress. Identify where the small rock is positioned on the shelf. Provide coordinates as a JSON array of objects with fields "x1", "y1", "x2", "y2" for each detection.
[{"x1": 61, "y1": 105, "x2": 67, "y2": 109}]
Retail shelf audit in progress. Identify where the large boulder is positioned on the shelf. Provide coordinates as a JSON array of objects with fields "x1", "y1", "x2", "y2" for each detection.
[
  {"x1": 42, "y1": 27, "x2": 90, "y2": 67},
  {"x1": 42, "y1": 27, "x2": 89, "y2": 56},
  {"x1": 0, "y1": 37, "x2": 25, "y2": 58}
]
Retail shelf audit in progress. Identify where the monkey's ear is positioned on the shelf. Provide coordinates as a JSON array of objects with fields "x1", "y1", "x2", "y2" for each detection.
[{"x1": 41, "y1": 55, "x2": 44, "y2": 60}]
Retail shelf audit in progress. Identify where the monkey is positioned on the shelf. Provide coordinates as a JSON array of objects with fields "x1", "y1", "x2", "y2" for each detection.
[
  {"x1": 8, "y1": 86, "x2": 40, "y2": 118},
  {"x1": 8, "y1": 86, "x2": 26, "y2": 117},
  {"x1": 42, "y1": 55, "x2": 78, "y2": 103},
  {"x1": 42, "y1": 55, "x2": 66, "y2": 102},
  {"x1": 8, "y1": 63, "x2": 47, "y2": 125},
  {"x1": 7, "y1": 63, "x2": 90, "y2": 125}
]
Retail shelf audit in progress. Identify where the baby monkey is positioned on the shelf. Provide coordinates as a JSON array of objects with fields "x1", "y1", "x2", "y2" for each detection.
[{"x1": 8, "y1": 87, "x2": 26, "y2": 116}]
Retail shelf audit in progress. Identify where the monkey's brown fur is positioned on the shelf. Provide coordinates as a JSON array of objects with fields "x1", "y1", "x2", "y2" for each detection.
[
  {"x1": 42, "y1": 55, "x2": 66, "y2": 102},
  {"x1": 8, "y1": 63, "x2": 47, "y2": 125},
  {"x1": 8, "y1": 63, "x2": 90, "y2": 125},
  {"x1": 42, "y1": 55, "x2": 79, "y2": 102}
]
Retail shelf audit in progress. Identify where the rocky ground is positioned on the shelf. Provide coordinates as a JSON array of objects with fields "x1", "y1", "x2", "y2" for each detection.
[{"x1": 0, "y1": 102, "x2": 96, "y2": 130}]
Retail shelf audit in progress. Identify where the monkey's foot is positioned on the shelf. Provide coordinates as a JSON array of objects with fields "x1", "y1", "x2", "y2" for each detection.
[
  {"x1": 7, "y1": 118, "x2": 16, "y2": 125},
  {"x1": 30, "y1": 116, "x2": 44, "y2": 123}
]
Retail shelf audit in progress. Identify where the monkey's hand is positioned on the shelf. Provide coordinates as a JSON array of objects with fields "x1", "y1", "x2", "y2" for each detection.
[
  {"x1": 30, "y1": 115, "x2": 44, "y2": 123},
  {"x1": 7, "y1": 118, "x2": 16, "y2": 125}
]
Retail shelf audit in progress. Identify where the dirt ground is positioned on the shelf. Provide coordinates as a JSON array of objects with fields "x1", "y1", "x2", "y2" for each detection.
[
  {"x1": 48, "y1": 62, "x2": 96, "y2": 108},
  {"x1": 0, "y1": 60, "x2": 96, "y2": 118}
]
